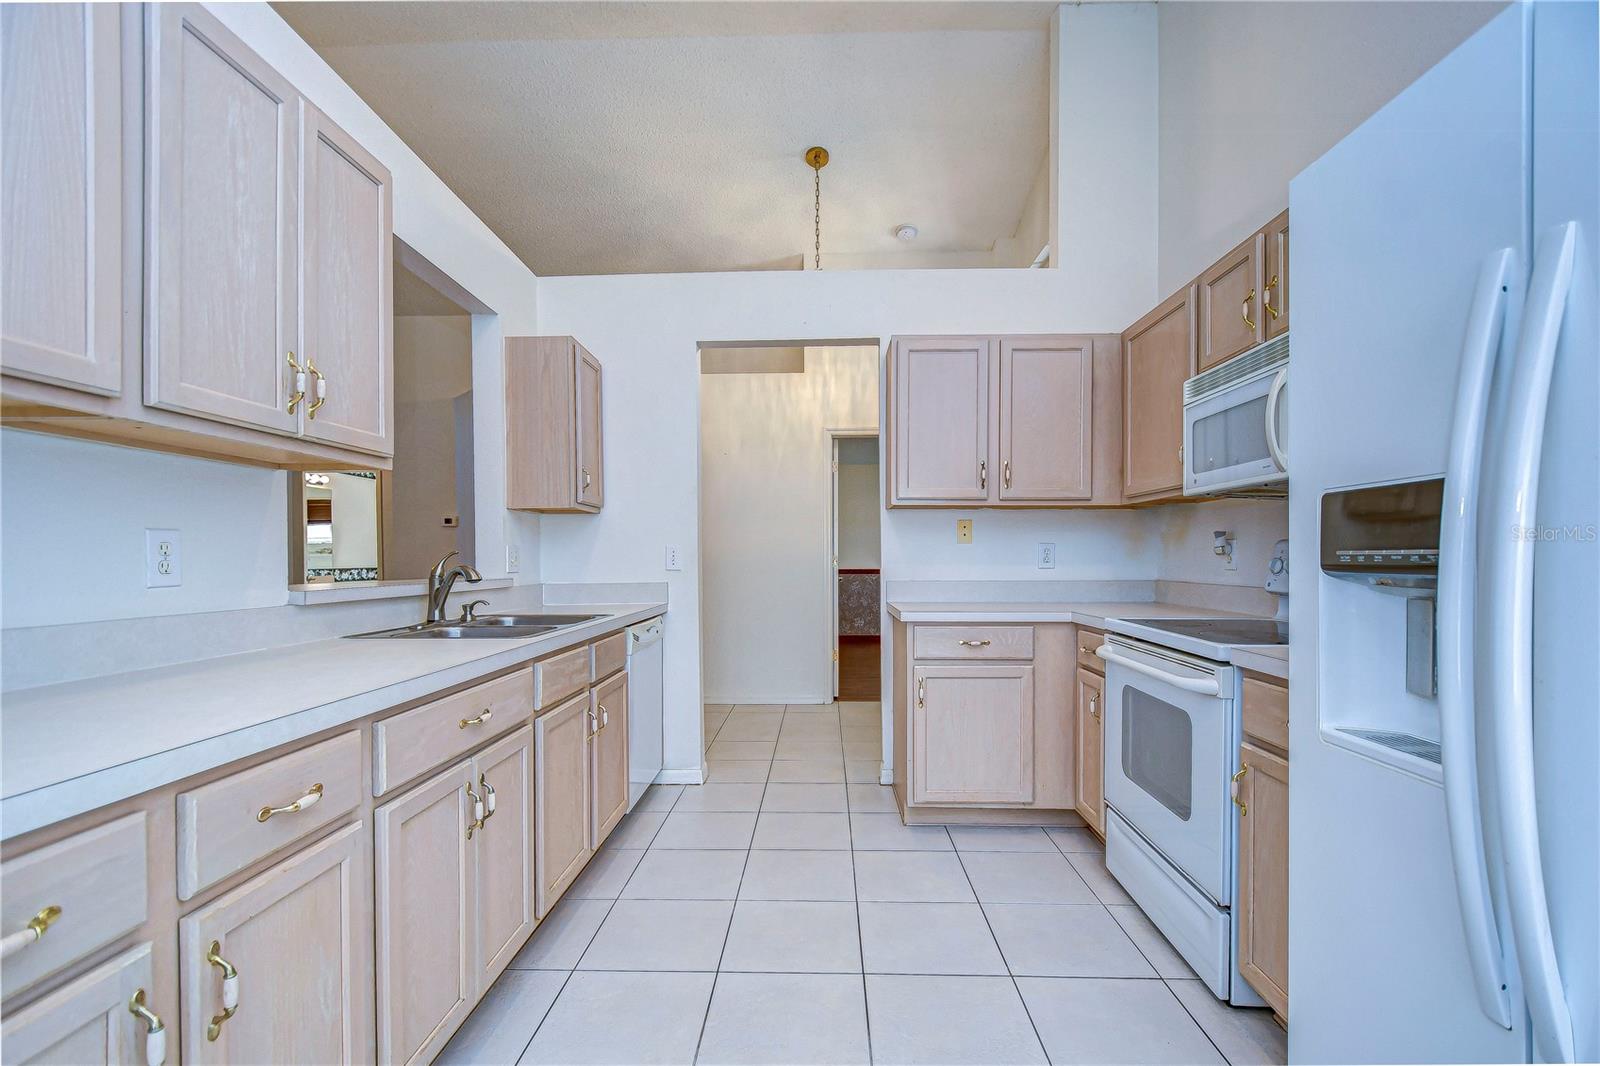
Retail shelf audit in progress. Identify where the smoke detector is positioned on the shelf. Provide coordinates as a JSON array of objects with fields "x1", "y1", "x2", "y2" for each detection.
[{"x1": 894, "y1": 224, "x2": 919, "y2": 242}]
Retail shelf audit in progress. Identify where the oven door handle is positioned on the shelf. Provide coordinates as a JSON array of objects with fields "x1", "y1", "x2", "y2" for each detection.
[{"x1": 1095, "y1": 646, "x2": 1221, "y2": 696}]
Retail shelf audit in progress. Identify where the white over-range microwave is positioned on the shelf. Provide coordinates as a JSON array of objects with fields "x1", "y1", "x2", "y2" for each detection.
[{"x1": 1182, "y1": 335, "x2": 1289, "y2": 496}]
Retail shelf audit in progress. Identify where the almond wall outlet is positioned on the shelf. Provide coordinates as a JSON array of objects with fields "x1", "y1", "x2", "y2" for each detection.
[{"x1": 956, "y1": 519, "x2": 973, "y2": 544}]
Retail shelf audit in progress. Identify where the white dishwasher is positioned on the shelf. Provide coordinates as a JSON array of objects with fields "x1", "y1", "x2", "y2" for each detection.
[{"x1": 625, "y1": 616, "x2": 665, "y2": 809}]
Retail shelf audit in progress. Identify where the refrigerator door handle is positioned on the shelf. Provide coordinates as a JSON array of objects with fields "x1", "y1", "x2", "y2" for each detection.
[
  {"x1": 1439, "y1": 247, "x2": 1516, "y2": 1029},
  {"x1": 1482, "y1": 220, "x2": 1579, "y2": 1064}
]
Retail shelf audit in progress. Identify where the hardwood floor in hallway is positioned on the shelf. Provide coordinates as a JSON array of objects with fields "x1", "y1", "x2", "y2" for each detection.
[{"x1": 837, "y1": 635, "x2": 880, "y2": 701}]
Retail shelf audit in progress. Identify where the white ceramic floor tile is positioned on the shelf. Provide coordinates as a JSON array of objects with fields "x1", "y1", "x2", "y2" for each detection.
[
  {"x1": 853, "y1": 851, "x2": 976, "y2": 903},
  {"x1": 959, "y1": 851, "x2": 1099, "y2": 904},
  {"x1": 652, "y1": 811, "x2": 757, "y2": 850},
  {"x1": 849, "y1": 813, "x2": 952, "y2": 851},
  {"x1": 518, "y1": 970, "x2": 714, "y2": 1065},
  {"x1": 695, "y1": 973, "x2": 869, "y2": 1065},
  {"x1": 1108, "y1": 905, "x2": 1197, "y2": 979},
  {"x1": 577, "y1": 899, "x2": 734, "y2": 971},
  {"x1": 985, "y1": 903, "x2": 1156, "y2": 978},
  {"x1": 845, "y1": 784, "x2": 899, "y2": 813},
  {"x1": 672, "y1": 783, "x2": 766, "y2": 813},
  {"x1": 703, "y1": 704, "x2": 734, "y2": 715},
  {"x1": 635, "y1": 785, "x2": 684, "y2": 813},
  {"x1": 759, "y1": 782, "x2": 847, "y2": 812},
  {"x1": 706, "y1": 740, "x2": 776, "y2": 761},
  {"x1": 438, "y1": 969, "x2": 567, "y2": 1065},
  {"x1": 768, "y1": 759, "x2": 845, "y2": 784},
  {"x1": 1016, "y1": 977, "x2": 1224, "y2": 1065},
  {"x1": 731, "y1": 704, "x2": 785, "y2": 714},
  {"x1": 621, "y1": 849, "x2": 747, "y2": 900},
  {"x1": 1045, "y1": 827, "x2": 1104, "y2": 853},
  {"x1": 737, "y1": 850, "x2": 855, "y2": 901},
  {"x1": 865, "y1": 975, "x2": 1048, "y2": 1065},
  {"x1": 947, "y1": 826, "x2": 1057, "y2": 852},
  {"x1": 843, "y1": 739, "x2": 882, "y2": 759},
  {"x1": 1166, "y1": 978, "x2": 1287, "y2": 1065},
  {"x1": 714, "y1": 716, "x2": 782, "y2": 742},
  {"x1": 508, "y1": 899, "x2": 613, "y2": 970},
  {"x1": 778, "y1": 717, "x2": 841, "y2": 739},
  {"x1": 568, "y1": 848, "x2": 646, "y2": 900},
  {"x1": 845, "y1": 759, "x2": 882, "y2": 784},
  {"x1": 781, "y1": 704, "x2": 841, "y2": 716},
  {"x1": 604, "y1": 811, "x2": 666, "y2": 850},
  {"x1": 857, "y1": 902, "x2": 1007, "y2": 975},
  {"x1": 774, "y1": 737, "x2": 844, "y2": 760},
  {"x1": 718, "y1": 900, "x2": 861, "y2": 973},
  {"x1": 705, "y1": 760, "x2": 770, "y2": 784},
  {"x1": 751, "y1": 811, "x2": 852, "y2": 850},
  {"x1": 1065, "y1": 851, "x2": 1135, "y2": 905}
]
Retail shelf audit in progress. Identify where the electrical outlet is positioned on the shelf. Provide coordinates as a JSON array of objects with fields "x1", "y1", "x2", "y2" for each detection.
[
  {"x1": 506, "y1": 543, "x2": 521, "y2": 573},
  {"x1": 145, "y1": 528, "x2": 181, "y2": 588},
  {"x1": 665, "y1": 545, "x2": 682, "y2": 571},
  {"x1": 1038, "y1": 542, "x2": 1056, "y2": 569},
  {"x1": 956, "y1": 519, "x2": 973, "y2": 544}
]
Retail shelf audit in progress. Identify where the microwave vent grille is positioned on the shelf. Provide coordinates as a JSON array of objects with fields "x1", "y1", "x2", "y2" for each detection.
[{"x1": 1184, "y1": 334, "x2": 1290, "y2": 404}]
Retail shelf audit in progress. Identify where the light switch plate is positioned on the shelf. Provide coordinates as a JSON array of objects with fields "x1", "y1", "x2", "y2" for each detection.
[
  {"x1": 1038, "y1": 542, "x2": 1056, "y2": 569},
  {"x1": 956, "y1": 519, "x2": 973, "y2": 544},
  {"x1": 665, "y1": 545, "x2": 682, "y2": 571},
  {"x1": 145, "y1": 528, "x2": 181, "y2": 588},
  {"x1": 506, "y1": 543, "x2": 521, "y2": 573}
]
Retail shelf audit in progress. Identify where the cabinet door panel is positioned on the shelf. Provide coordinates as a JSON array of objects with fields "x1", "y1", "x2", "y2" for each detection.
[
  {"x1": 180, "y1": 821, "x2": 372, "y2": 1065},
  {"x1": 911, "y1": 665, "x2": 1033, "y2": 805},
  {"x1": 1197, "y1": 232, "x2": 1265, "y2": 372},
  {"x1": 1262, "y1": 211, "x2": 1290, "y2": 341},
  {"x1": 375, "y1": 763, "x2": 475, "y2": 1066},
  {"x1": 535, "y1": 692, "x2": 594, "y2": 917},
  {"x1": 1121, "y1": 286, "x2": 1194, "y2": 499},
  {"x1": 892, "y1": 337, "x2": 993, "y2": 503},
  {"x1": 591, "y1": 672, "x2": 630, "y2": 847},
  {"x1": 1075, "y1": 667, "x2": 1105, "y2": 836},
  {"x1": 475, "y1": 726, "x2": 535, "y2": 990},
  {"x1": 999, "y1": 337, "x2": 1092, "y2": 501},
  {"x1": 575, "y1": 345, "x2": 603, "y2": 508},
  {"x1": 0, "y1": 944, "x2": 153, "y2": 1065},
  {"x1": 1237, "y1": 741, "x2": 1289, "y2": 1017},
  {"x1": 145, "y1": 3, "x2": 298, "y2": 435},
  {"x1": 0, "y1": 4, "x2": 122, "y2": 395},
  {"x1": 300, "y1": 103, "x2": 392, "y2": 455}
]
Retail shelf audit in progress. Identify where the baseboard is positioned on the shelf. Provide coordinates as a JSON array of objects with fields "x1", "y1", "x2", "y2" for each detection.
[
  {"x1": 704, "y1": 694, "x2": 832, "y2": 706},
  {"x1": 879, "y1": 764, "x2": 893, "y2": 785},
  {"x1": 655, "y1": 765, "x2": 707, "y2": 786}
]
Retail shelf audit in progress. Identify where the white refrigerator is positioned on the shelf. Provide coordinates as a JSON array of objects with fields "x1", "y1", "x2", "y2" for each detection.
[{"x1": 1289, "y1": 2, "x2": 1597, "y2": 1063}]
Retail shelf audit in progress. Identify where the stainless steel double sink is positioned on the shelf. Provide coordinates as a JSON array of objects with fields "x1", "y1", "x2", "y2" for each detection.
[{"x1": 347, "y1": 613, "x2": 601, "y2": 639}]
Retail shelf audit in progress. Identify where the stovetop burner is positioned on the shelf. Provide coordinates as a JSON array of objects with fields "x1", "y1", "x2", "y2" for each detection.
[{"x1": 1119, "y1": 617, "x2": 1288, "y2": 646}]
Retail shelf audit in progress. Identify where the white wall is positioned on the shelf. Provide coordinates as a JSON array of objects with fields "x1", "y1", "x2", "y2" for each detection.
[
  {"x1": 388, "y1": 314, "x2": 473, "y2": 579},
  {"x1": 836, "y1": 444, "x2": 881, "y2": 570},
  {"x1": 1156, "y1": 0, "x2": 1501, "y2": 293},
  {"x1": 699, "y1": 347, "x2": 878, "y2": 704},
  {"x1": 1157, "y1": 498, "x2": 1288, "y2": 589}
]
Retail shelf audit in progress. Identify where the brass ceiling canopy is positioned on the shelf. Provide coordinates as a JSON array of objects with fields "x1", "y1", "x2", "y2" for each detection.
[{"x1": 806, "y1": 146, "x2": 829, "y2": 269}]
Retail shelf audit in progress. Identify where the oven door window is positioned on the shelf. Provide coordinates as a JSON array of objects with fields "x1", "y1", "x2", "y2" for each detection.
[
  {"x1": 1121, "y1": 688, "x2": 1193, "y2": 821},
  {"x1": 1191, "y1": 393, "x2": 1270, "y2": 474}
]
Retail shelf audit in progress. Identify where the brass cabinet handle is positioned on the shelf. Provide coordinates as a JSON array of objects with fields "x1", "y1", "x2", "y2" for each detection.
[
  {"x1": 0, "y1": 905, "x2": 63, "y2": 959},
  {"x1": 978, "y1": 459, "x2": 987, "y2": 490},
  {"x1": 586, "y1": 706, "x2": 599, "y2": 739},
  {"x1": 459, "y1": 708, "x2": 493, "y2": 730},
  {"x1": 205, "y1": 941, "x2": 239, "y2": 1041},
  {"x1": 129, "y1": 988, "x2": 167, "y2": 1066},
  {"x1": 957, "y1": 638, "x2": 992, "y2": 647},
  {"x1": 582, "y1": 467, "x2": 592, "y2": 490},
  {"x1": 306, "y1": 356, "x2": 327, "y2": 418},
  {"x1": 466, "y1": 782, "x2": 485, "y2": 838},
  {"x1": 916, "y1": 677, "x2": 926, "y2": 709},
  {"x1": 1231, "y1": 766, "x2": 1249, "y2": 816},
  {"x1": 1264, "y1": 273, "x2": 1281, "y2": 319},
  {"x1": 285, "y1": 351, "x2": 305, "y2": 414},
  {"x1": 1088, "y1": 693, "x2": 1100, "y2": 720},
  {"x1": 1241, "y1": 287, "x2": 1257, "y2": 331},
  {"x1": 479, "y1": 774, "x2": 497, "y2": 822},
  {"x1": 256, "y1": 782, "x2": 322, "y2": 823},
  {"x1": 1003, "y1": 459, "x2": 1012, "y2": 488},
  {"x1": 595, "y1": 703, "x2": 610, "y2": 733}
]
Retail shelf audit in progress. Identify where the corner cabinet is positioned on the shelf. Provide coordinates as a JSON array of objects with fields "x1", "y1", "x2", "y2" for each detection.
[
  {"x1": 506, "y1": 336, "x2": 605, "y2": 513},
  {"x1": 1121, "y1": 286, "x2": 1195, "y2": 502}
]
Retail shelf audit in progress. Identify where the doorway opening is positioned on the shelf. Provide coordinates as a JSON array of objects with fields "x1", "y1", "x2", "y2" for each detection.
[{"x1": 831, "y1": 433, "x2": 881, "y2": 701}]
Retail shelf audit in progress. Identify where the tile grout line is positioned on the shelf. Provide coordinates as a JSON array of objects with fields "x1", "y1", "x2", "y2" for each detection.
[{"x1": 838, "y1": 703, "x2": 875, "y2": 1065}]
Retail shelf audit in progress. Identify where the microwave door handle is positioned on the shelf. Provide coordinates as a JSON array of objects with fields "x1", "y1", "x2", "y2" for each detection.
[
  {"x1": 1264, "y1": 367, "x2": 1289, "y2": 472},
  {"x1": 1094, "y1": 645, "x2": 1221, "y2": 696},
  {"x1": 1439, "y1": 246, "x2": 1516, "y2": 1030}
]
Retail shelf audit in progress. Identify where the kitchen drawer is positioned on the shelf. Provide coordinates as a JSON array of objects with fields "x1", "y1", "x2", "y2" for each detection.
[
  {"x1": 1242, "y1": 675, "x2": 1289, "y2": 752},
  {"x1": 535, "y1": 645, "x2": 591, "y2": 710},
  {"x1": 176, "y1": 731, "x2": 362, "y2": 900},
  {"x1": 374, "y1": 669, "x2": 533, "y2": 794},
  {"x1": 1077, "y1": 627, "x2": 1106, "y2": 672},
  {"x1": 912, "y1": 625, "x2": 1034, "y2": 661},
  {"x1": 1, "y1": 812, "x2": 148, "y2": 1000},
  {"x1": 591, "y1": 632, "x2": 627, "y2": 682}
]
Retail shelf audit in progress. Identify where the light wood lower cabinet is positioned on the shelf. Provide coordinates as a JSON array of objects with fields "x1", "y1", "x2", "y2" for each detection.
[
  {"x1": 1074, "y1": 666, "x2": 1105, "y2": 836},
  {"x1": 534, "y1": 691, "x2": 595, "y2": 917},
  {"x1": 1236, "y1": 740, "x2": 1289, "y2": 1019},
  {"x1": 590, "y1": 672, "x2": 630, "y2": 848},
  {"x1": 0, "y1": 944, "x2": 156, "y2": 1065},
  {"x1": 474, "y1": 727, "x2": 535, "y2": 992},
  {"x1": 180, "y1": 821, "x2": 372, "y2": 1065},
  {"x1": 910, "y1": 664, "x2": 1035, "y2": 805}
]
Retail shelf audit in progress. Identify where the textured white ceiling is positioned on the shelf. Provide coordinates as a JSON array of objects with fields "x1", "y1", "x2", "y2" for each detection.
[{"x1": 274, "y1": 2, "x2": 1053, "y2": 276}]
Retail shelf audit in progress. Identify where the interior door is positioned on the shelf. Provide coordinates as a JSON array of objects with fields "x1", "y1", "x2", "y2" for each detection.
[
  {"x1": 299, "y1": 102, "x2": 392, "y2": 456},
  {"x1": 999, "y1": 337, "x2": 1092, "y2": 501},
  {"x1": 590, "y1": 672, "x2": 630, "y2": 847},
  {"x1": 0, "y1": 944, "x2": 154, "y2": 1065},
  {"x1": 474, "y1": 726, "x2": 534, "y2": 992},
  {"x1": 1198, "y1": 232, "x2": 1265, "y2": 372},
  {"x1": 535, "y1": 691, "x2": 594, "y2": 916},
  {"x1": 0, "y1": 3, "x2": 123, "y2": 396},
  {"x1": 1121, "y1": 288, "x2": 1194, "y2": 499},
  {"x1": 180, "y1": 822, "x2": 372, "y2": 1065},
  {"x1": 144, "y1": 3, "x2": 300, "y2": 436},
  {"x1": 892, "y1": 337, "x2": 993, "y2": 503},
  {"x1": 575, "y1": 344, "x2": 603, "y2": 508},
  {"x1": 911, "y1": 664, "x2": 1034, "y2": 805}
]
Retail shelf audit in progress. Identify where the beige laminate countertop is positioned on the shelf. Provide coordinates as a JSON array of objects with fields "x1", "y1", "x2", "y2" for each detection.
[{"x1": 1, "y1": 603, "x2": 666, "y2": 840}]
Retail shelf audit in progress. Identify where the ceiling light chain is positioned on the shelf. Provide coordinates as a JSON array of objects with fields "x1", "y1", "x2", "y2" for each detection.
[{"x1": 806, "y1": 146, "x2": 829, "y2": 270}]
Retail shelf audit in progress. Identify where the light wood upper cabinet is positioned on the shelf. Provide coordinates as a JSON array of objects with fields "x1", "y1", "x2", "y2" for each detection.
[
  {"x1": 1236, "y1": 740, "x2": 1289, "y2": 1019},
  {"x1": 0, "y1": 4, "x2": 123, "y2": 397},
  {"x1": 506, "y1": 336, "x2": 606, "y2": 513},
  {"x1": 534, "y1": 691, "x2": 594, "y2": 916},
  {"x1": 890, "y1": 336, "x2": 993, "y2": 504},
  {"x1": 1197, "y1": 230, "x2": 1265, "y2": 372},
  {"x1": 473, "y1": 726, "x2": 535, "y2": 993},
  {"x1": 181, "y1": 821, "x2": 373, "y2": 1065},
  {"x1": 0, "y1": 944, "x2": 157, "y2": 1066},
  {"x1": 375, "y1": 762, "x2": 476, "y2": 1066},
  {"x1": 144, "y1": 3, "x2": 301, "y2": 437},
  {"x1": 998, "y1": 338, "x2": 1092, "y2": 502},
  {"x1": 1262, "y1": 210, "x2": 1290, "y2": 341},
  {"x1": 1121, "y1": 286, "x2": 1195, "y2": 501},
  {"x1": 910, "y1": 664, "x2": 1035, "y2": 805},
  {"x1": 590, "y1": 671, "x2": 630, "y2": 848},
  {"x1": 1074, "y1": 665, "x2": 1105, "y2": 837},
  {"x1": 298, "y1": 103, "x2": 393, "y2": 456}
]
